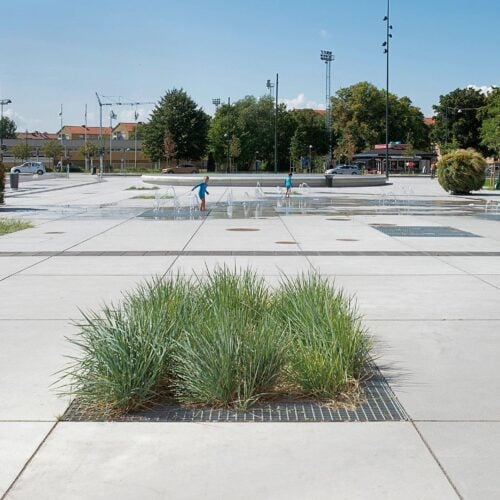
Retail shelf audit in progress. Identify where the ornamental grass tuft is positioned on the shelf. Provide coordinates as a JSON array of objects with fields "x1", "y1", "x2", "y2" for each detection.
[
  {"x1": 273, "y1": 273, "x2": 372, "y2": 400},
  {"x1": 61, "y1": 268, "x2": 373, "y2": 415},
  {"x1": 173, "y1": 267, "x2": 287, "y2": 410}
]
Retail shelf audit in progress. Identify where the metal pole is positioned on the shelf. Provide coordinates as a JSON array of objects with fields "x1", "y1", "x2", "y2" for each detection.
[
  {"x1": 84, "y1": 104, "x2": 88, "y2": 172},
  {"x1": 109, "y1": 111, "x2": 113, "y2": 169},
  {"x1": 227, "y1": 97, "x2": 231, "y2": 173},
  {"x1": 60, "y1": 104, "x2": 64, "y2": 173},
  {"x1": 0, "y1": 102, "x2": 3, "y2": 160},
  {"x1": 274, "y1": 73, "x2": 278, "y2": 173},
  {"x1": 134, "y1": 110, "x2": 138, "y2": 170},
  {"x1": 385, "y1": 0, "x2": 390, "y2": 180}
]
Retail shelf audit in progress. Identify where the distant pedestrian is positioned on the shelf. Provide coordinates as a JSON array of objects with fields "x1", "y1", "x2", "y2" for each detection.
[
  {"x1": 192, "y1": 176, "x2": 210, "y2": 211},
  {"x1": 430, "y1": 162, "x2": 437, "y2": 179},
  {"x1": 285, "y1": 172, "x2": 293, "y2": 197}
]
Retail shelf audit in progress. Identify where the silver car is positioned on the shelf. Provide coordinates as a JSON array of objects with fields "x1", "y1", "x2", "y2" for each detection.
[
  {"x1": 325, "y1": 164, "x2": 360, "y2": 175},
  {"x1": 11, "y1": 161, "x2": 46, "y2": 175}
]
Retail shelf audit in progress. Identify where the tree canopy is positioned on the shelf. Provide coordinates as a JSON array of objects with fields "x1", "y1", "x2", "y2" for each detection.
[
  {"x1": 12, "y1": 143, "x2": 31, "y2": 160},
  {"x1": 431, "y1": 87, "x2": 487, "y2": 154},
  {"x1": 0, "y1": 117, "x2": 17, "y2": 139},
  {"x1": 41, "y1": 140, "x2": 63, "y2": 161},
  {"x1": 331, "y1": 82, "x2": 430, "y2": 152},
  {"x1": 480, "y1": 88, "x2": 500, "y2": 157},
  {"x1": 142, "y1": 88, "x2": 210, "y2": 163}
]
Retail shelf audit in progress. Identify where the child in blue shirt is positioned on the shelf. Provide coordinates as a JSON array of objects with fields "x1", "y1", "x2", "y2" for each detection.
[
  {"x1": 192, "y1": 176, "x2": 210, "y2": 211},
  {"x1": 284, "y1": 172, "x2": 293, "y2": 197}
]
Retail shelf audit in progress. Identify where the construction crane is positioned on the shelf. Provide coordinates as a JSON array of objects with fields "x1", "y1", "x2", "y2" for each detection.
[{"x1": 95, "y1": 93, "x2": 155, "y2": 175}]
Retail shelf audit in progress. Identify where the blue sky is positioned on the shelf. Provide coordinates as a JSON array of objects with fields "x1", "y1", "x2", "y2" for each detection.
[{"x1": 1, "y1": 0, "x2": 499, "y2": 132}]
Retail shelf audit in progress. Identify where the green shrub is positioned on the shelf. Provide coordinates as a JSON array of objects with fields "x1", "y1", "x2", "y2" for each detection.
[
  {"x1": 437, "y1": 149, "x2": 487, "y2": 195},
  {"x1": 0, "y1": 218, "x2": 33, "y2": 235},
  {"x1": 0, "y1": 161, "x2": 5, "y2": 204},
  {"x1": 173, "y1": 267, "x2": 286, "y2": 410},
  {"x1": 274, "y1": 273, "x2": 372, "y2": 400}
]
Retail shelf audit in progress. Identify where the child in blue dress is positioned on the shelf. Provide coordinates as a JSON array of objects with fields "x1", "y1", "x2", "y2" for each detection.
[
  {"x1": 192, "y1": 176, "x2": 210, "y2": 211},
  {"x1": 285, "y1": 172, "x2": 293, "y2": 197}
]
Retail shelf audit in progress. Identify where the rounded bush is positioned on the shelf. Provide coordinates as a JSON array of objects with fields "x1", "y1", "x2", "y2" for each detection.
[{"x1": 437, "y1": 149, "x2": 486, "y2": 195}]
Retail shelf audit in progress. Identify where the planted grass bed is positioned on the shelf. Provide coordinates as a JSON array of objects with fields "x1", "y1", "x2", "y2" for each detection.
[
  {"x1": 61, "y1": 268, "x2": 373, "y2": 417},
  {"x1": 0, "y1": 218, "x2": 33, "y2": 235}
]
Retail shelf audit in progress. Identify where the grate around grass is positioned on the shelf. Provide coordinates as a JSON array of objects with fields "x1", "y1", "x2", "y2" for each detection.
[
  {"x1": 63, "y1": 370, "x2": 408, "y2": 423},
  {"x1": 372, "y1": 225, "x2": 481, "y2": 238}
]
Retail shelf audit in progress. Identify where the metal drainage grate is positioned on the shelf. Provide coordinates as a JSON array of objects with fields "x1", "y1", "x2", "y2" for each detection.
[
  {"x1": 63, "y1": 371, "x2": 408, "y2": 423},
  {"x1": 326, "y1": 218, "x2": 351, "y2": 221},
  {"x1": 275, "y1": 241, "x2": 298, "y2": 245},
  {"x1": 226, "y1": 228, "x2": 260, "y2": 232},
  {"x1": 372, "y1": 225, "x2": 481, "y2": 238}
]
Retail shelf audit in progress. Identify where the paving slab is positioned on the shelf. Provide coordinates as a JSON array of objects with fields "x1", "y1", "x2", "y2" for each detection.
[
  {"x1": 369, "y1": 320, "x2": 500, "y2": 420},
  {"x1": 416, "y1": 422, "x2": 500, "y2": 500},
  {"x1": 438, "y1": 256, "x2": 500, "y2": 275},
  {"x1": 72, "y1": 219, "x2": 202, "y2": 251},
  {"x1": 0, "y1": 320, "x2": 75, "y2": 420},
  {"x1": 0, "y1": 422, "x2": 53, "y2": 498},
  {"x1": 0, "y1": 257, "x2": 47, "y2": 280},
  {"x1": 17, "y1": 256, "x2": 177, "y2": 276},
  {"x1": 6, "y1": 422, "x2": 457, "y2": 500},
  {"x1": 170, "y1": 255, "x2": 312, "y2": 276},
  {"x1": 308, "y1": 255, "x2": 463, "y2": 276},
  {"x1": 333, "y1": 275, "x2": 500, "y2": 320},
  {"x1": 0, "y1": 275, "x2": 144, "y2": 320}
]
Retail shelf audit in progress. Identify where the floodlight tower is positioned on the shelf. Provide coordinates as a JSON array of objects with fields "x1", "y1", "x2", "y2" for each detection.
[
  {"x1": 320, "y1": 50, "x2": 334, "y2": 167},
  {"x1": 212, "y1": 98, "x2": 221, "y2": 112}
]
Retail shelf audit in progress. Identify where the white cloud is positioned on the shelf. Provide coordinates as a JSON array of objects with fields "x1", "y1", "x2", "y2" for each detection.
[
  {"x1": 320, "y1": 29, "x2": 330, "y2": 39},
  {"x1": 467, "y1": 84, "x2": 497, "y2": 95},
  {"x1": 280, "y1": 93, "x2": 325, "y2": 110},
  {"x1": 4, "y1": 109, "x2": 42, "y2": 131}
]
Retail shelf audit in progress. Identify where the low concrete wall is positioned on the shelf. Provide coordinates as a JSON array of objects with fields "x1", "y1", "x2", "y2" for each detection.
[{"x1": 142, "y1": 174, "x2": 388, "y2": 188}]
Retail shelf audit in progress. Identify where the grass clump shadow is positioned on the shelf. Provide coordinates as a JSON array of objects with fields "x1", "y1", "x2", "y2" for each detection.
[{"x1": 59, "y1": 267, "x2": 373, "y2": 416}]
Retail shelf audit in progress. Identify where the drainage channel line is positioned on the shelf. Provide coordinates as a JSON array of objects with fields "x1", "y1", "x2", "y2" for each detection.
[
  {"x1": 0, "y1": 212, "x2": 139, "y2": 283},
  {"x1": 411, "y1": 420, "x2": 464, "y2": 499},
  {"x1": 159, "y1": 187, "x2": 229, "y2": 279},
  {"x1": 0, "y1": 421, "x2": 59, "y2": 500}
]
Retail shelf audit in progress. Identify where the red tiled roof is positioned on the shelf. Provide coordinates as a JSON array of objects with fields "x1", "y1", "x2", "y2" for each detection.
[
  {"x1": 423, "y1": 117, "x2": 435, "y2": 126},
  {"x1": 113, "y1": 122, "x2": 136, "y2": 132},
  {"x1": 16, "y1": 131, "x2": 58, "y2": 140},
  {"x1": 60, "y1": 126, "x2": 111, "y2": 135}
]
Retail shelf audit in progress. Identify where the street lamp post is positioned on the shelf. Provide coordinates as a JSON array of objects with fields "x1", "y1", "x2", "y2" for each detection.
[
  {"x1": 309, "y1": 144, "x2": 313, "y2": 172},
  {"x1": 109, "y1": 110, "x2": 117, "y2": 169},
  {"x1": 320, "y1": 50, "x2": 334, "y2": 167},
  {"x1": 274, "y1": 74, "x2": 279, "y2": 173},
  {"x1": 0, "y1": 98, "x2": 12, "y2": 159},
  {"x1": 382, "y1": 0, "x2": 393, "y2": 179}
]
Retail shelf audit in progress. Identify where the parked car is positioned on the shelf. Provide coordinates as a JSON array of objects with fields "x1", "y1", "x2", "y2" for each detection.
[
  {"x1": 325, "y1": 164, "x2": 361, "y2": 175},
  {"x1": 162, "y1": 164, "x2": 199, "y2": 174},
  {"x1": 10, "y1": 162, "x2": 46, "y2": 175}
]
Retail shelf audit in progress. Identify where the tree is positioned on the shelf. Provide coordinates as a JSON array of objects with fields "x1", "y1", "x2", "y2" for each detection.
[
  {"x1": 78, "y1": 142, "x2": 99, "y2": 170},
  {"x1": 480, "y1": 88, "x2": 500, "y2": 159},
  {"x1": 0, "y1": 117, "x2": 17, "y2": 139},
  {"x1": 163, "y1": 130, "x2": 177, "y2": 167},
  {"x1": 289, "y1": 109, "x2": 328, "y2": 164},
  {"x1": 431, "y1": 87, "x2": 487, "y2": 153},
  {"x1": 42, "y1": 140, "x2": 63, "y2": 166},
  {"x1": 12, "y1": 143, "x2": 31, "y2": 161},
  {"x1": 335, "y1": 133, "x2": 357, "y2": 164},
  {"x1": 331, "y1": 82, "x2": 430, "y2": 152},
  {"x1": 229, "y1": 136, "x2": 241, "y2": 163},
  {"x1": 142, "y1": 88, "x2": 210, "y2": 162}
]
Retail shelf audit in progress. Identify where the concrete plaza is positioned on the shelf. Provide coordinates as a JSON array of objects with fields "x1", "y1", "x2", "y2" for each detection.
[{"x1": 1, "y1": 173, "x2": 499, "y2": 499}]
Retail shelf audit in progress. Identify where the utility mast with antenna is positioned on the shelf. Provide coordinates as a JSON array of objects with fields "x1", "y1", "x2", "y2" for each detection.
[{"x1": 95, "y1": 93, "x2": 154, "y2": 176}]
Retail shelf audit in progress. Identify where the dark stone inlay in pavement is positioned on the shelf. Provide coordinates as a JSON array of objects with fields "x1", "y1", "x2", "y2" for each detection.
[
  {"x1": 226, "y1": 228, "x2": 260, "y2": 232},
  {"x1": 44, "y1": 231, "x2": 65, "y2": 234},
  {"x1": 336, "y1": 238, "x2": 359, "y2": 242},
  {"x1": 275, "y1": 241, "x2": 298, "y2": 245},
  {"x1": 63, "y1": 370, "x2": 408, "y2": 423},
  {"x1": 372, "y1": 225, "x2": 481, "y2": 238},
  {"x1": 2, "y1": 250, "x2": 500, "y2": 257}
]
